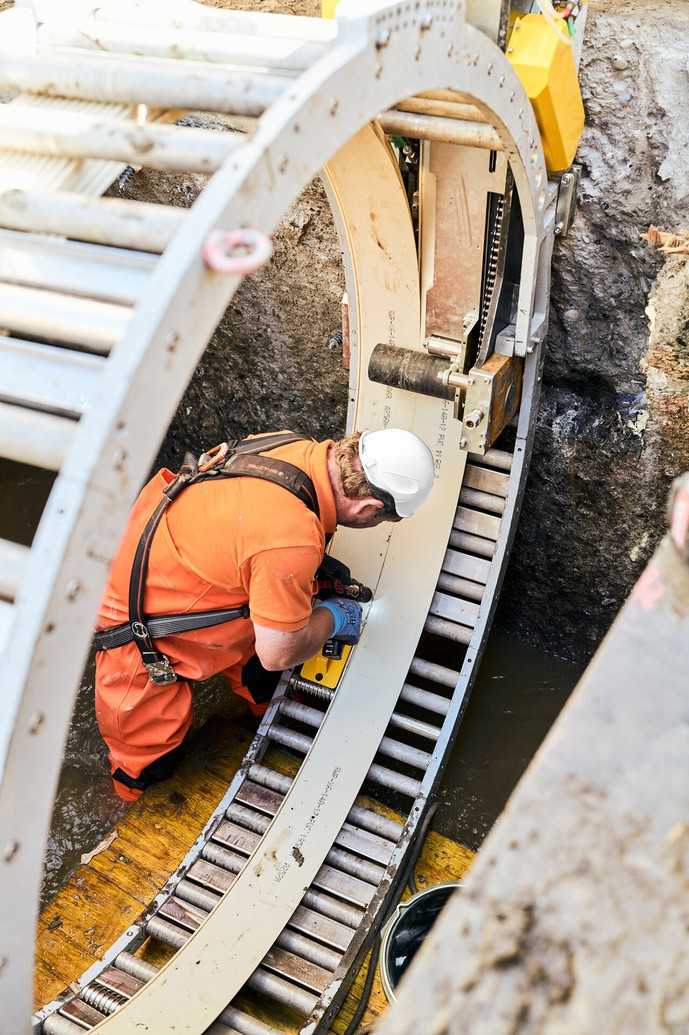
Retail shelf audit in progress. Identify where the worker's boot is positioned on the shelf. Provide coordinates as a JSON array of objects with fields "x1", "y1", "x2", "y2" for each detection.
[
  {"x1": 240, "y1": 654, "x2": 282, "y2": 719},
  {"x1": 111, "y1": 742, "x2": 187, "y2": 802}
]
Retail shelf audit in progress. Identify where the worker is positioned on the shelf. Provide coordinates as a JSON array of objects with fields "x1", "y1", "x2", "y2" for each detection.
[{"x1": 94, "y1": 428, "x2": 435, "y2": 801}]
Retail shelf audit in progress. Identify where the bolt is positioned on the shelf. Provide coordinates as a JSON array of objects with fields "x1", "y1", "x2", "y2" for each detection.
[
  {"x1": 277, "y1": 155, "x2": 289, "y2": 173},
  {"x1": 165, "y1": 332, "x2": 179, "y2": 353},
  {"x1": 499, "y1": 75, "x2": 505, "y2": 88},
  {"x1": 562, "y1": 173, "x2": 572, "y2": 184},
  {"x1": 375, "y1": 63, "x2": 384, "y2": 78},
  {"x1": 507, "y1": 47, "x2": 514, "y2": 54},
  {"x1": 460, "y1": 438, "x2": 468, "y2": 449},
  {"x1": 555, "y1": 220, "x2": 564, "y2": 235},
  {"x1": 28, "y1": 712, "x2": 45, "y2": 735},
  {"x1": 526, "y1": 343, "x2": 535, "y2": 354},
  {"x1": 329, "y1": 99, "x2": 339, "y2": 116},
  {"x1": 420, "y1": 13, "x2": 433, "y2": 29},
  {"x1": 447, "y1": 43, "x2": 454, "y2": 57},
  {"x1": 3, "y1": 841, "x2": 19, "y2": 863},
  {"x1": 65, "y1": 578, "x2": 81, "y2": 602},
  {"x1": 667, "y1": 473, "x2": 689, "y2": 562},
  {"x1": 414, "y1": 45, "x2": 421, "y2": 60},
  {"x1": 112, "y1": 447, "x2": 127, "y2": 472},
  {"x1": 375, "y1": 27, "x2": 391, "y2": 48}
]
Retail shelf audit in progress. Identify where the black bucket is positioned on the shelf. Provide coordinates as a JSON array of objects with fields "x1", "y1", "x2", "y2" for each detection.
[{"x1": 380, "y1": 882, "x2": 462, "y2": 1002}]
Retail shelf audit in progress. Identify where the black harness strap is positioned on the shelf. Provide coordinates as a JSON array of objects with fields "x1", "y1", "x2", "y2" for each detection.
[
  {"x1": 95, "y1": 433, "x2": 320, "y2": 685},
  {"x1": 215, "y1": 453, "x2": 319, "y2": 518}
]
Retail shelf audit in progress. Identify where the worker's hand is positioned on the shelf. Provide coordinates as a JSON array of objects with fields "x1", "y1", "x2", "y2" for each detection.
[
  {"x1": 318, "y1": 554, "x2": 352, "y2": 585},
  {"x1": 316, "y1": 555, "x2": 373, "y2": 604},
  {"x1": 314, "y1": 597, "x2": 362, "y2": 645}
]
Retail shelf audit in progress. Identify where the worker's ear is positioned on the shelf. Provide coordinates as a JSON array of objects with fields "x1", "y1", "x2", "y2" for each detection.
[{"x1": 350, "y1": 496, "x2": 385, "y2": 519}]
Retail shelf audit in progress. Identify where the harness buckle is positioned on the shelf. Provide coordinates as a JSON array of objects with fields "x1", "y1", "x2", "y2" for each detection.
[
  {"x1": 144, "y1": 654, "x2": 178, "y2": 686},
  {"x1": 198, "y1": 442, "x2": 230, "y2": 473}
]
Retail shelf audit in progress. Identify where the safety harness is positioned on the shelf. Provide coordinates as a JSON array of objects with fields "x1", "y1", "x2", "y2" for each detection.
[{"x1": 94, "y1": 432, "x2": 320, "y2": 686}]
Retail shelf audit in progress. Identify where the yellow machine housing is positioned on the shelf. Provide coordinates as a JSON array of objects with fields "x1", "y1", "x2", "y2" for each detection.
[
  {"x1": 301, "y1": 643, "x2": 352, "y2": 689},
  {"x1": 507, "y1": 13, "x2": 584, "y2": 174}
]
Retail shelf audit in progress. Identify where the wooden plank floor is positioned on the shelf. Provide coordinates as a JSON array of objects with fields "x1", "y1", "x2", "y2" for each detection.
[{"x1": 35, "y1": 710, "x2": 473, "y2": 1031}]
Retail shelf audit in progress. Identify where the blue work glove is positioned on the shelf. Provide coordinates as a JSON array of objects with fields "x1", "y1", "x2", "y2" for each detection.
[{"x1": 314, "y1": 597, "x2": 363, "y2": 645}]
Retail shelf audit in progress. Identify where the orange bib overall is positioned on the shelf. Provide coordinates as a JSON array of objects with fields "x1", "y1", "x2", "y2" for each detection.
[{"x1": 95, "y1": 437, "x2": 336, "y2": 800}]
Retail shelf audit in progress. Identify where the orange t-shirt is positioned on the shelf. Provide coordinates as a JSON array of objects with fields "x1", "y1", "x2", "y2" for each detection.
[{"x1": 97, "y1": 437, "x2": 337, "y2": 682}]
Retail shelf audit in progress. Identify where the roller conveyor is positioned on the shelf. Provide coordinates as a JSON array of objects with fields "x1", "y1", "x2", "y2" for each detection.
[{"x1": 0, "y1": 0, "x2": 574, "y2": 1032}]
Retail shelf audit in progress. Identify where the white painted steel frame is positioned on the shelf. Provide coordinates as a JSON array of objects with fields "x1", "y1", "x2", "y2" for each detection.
[{"x1": 0, "y1": 2, "x2": 549, "y2": 1032}]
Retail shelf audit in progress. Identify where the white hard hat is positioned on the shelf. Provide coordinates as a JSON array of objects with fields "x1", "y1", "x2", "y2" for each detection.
[{"x1": 359, "y1": 429, "x2": 435, "y2": 518}]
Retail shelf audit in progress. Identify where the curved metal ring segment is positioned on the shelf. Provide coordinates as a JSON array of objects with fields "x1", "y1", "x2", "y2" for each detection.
[{"x1": 0, "y1": 1, "x2": 553, "y2": 1032}]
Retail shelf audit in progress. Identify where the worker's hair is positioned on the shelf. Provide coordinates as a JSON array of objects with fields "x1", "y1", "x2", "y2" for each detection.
[{"x1": 333, "y1": 433, "x2": 398, "y2": 518}]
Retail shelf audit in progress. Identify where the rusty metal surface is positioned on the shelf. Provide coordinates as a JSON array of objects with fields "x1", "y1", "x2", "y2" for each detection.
[
  {"x1": 421, "y1": 144, "x2": 507, "y2": 344},
  {"x1": 462, "y1": 352, "x2": 522, "y2": 453}
]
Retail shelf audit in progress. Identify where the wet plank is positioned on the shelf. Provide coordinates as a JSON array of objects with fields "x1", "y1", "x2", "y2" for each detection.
[{"x1": 34, "y1": 715, "x2": 254, "y2": 1007}]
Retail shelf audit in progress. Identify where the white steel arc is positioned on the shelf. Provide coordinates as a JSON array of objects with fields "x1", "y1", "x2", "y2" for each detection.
[{"x1": 0, "y1": 1, "x2": 551, "y2": 1032}]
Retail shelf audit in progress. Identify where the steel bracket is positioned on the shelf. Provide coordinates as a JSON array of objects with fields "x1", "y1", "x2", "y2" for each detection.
[
  {"x1": 460, "y1": 352, "x2": 522, "y2": 454},
  {"x1": 554, "y1": 167, "x2": 580, "y2": 238}
]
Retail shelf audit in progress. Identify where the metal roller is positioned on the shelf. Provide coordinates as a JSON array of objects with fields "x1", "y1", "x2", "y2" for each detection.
[
  {"x1": 115, "y1": 952, "x2": 157, "y2": 983},
  {"x1": 459, "y1": 486, "x2": 507, "y2": 516},
  {"x1": 148, "y1": 910, "x2": 318, "y2": 1014},
  {"x1": 437, "y1": 572, "x2": 484, "y2": 602},
  {"x1": 449, "y1": 529, "x2": 496, "y2": 559},
  {"x1": 115, "y1": 953, "x2": 283, "y2": 1035},
  {"x1": 0, "y1": 110, "x2": 245, "y2": 175},
  {"x1": 469, "y1": 447, "x2": 514, "y2": 471},
  {"x1": 173, "y1": 877, "x2": 343, "y2": 973},
  {"x1": 424, "y1": 615, "x2": 473, "y2": 645},
  {"x1": 0, "y1": 230, "x2": 155, "y2": 305},
  {"x1": 80, "y1": 983, "x2": 127, "y2": 1014},
  {"x1": 270, "y1": 712, "x2": 432, "y2": 773},
  {"x1": 409, "y1": 657, "x2": 459, "y2": 688},
  {"x1": 0, "y1": 283, "x2": 130, "y2": 354},
  {"x1": 0, "y1": 54, "x2": 287, "y2": 117},
  {"x1": 400, "y1": 683, "x2": 451, "y2": 717},
  {"x1": 367, "y1": 343, "x2": 472, "y2": 401},
  {"x1": 227, "y1": 801, "x2": 396, "y2": 865},
  {"x1": 0, "y1": 189, "x2": 183, "y2": 253},
  {"x1": 288, "y1": 676, "x2": 443, "y2": 743},
  {"x1": 247, "y1": 766, "x2": 404, "y2": 841},
  {"x1": 377, "y1": 110, "x2": 502, "y2": 149}
]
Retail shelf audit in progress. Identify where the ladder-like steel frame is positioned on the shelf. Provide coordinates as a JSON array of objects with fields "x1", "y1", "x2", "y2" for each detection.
[{"x1": 0, "y1": 1, "x2": 554, "y2": 1032}]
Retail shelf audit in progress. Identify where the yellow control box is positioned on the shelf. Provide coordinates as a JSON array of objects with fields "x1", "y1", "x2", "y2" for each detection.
[
  {"x1": 507, "y1": 14, "x2": 585, "y2": 174},
  {"x1": 301, "y1": 644, "x2": 352, "y2": 689}
]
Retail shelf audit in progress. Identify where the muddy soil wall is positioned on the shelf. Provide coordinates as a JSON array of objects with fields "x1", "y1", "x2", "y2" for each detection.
[{"x1": 111, "y1": 0, "x2": 689, "y2": 663}]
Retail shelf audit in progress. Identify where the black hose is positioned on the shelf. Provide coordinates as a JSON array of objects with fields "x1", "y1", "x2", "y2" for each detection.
[{"x1": 341, "y1": 801, "x2": 441, "y2": 1035}]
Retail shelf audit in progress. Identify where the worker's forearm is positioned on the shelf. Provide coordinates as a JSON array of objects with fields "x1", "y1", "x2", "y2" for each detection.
[
  {"x1": 254, "y1": 608, "x2": 334, "y2": 671},
  {"x1": 279, "y1": 608, "x2": 334, "y2": 667}
]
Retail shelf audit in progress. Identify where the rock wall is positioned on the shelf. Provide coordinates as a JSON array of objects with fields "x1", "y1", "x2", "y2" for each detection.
[
  {"x1": 112, "y1": 0, "x2": 689, "y2": 662},
  {"x1": 498, "y1": 0, "x2": 689, "y2": 659},
  {"x1": 108, "y1": 163, "x2": 348, "y2": 465}
]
